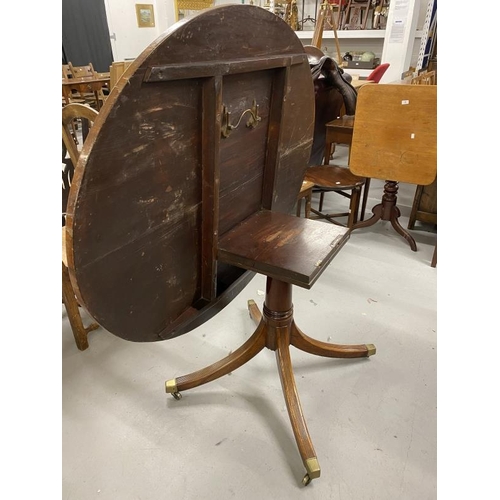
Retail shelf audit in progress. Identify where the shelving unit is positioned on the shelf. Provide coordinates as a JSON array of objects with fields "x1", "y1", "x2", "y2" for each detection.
[
  {"x1": 296, "y1": 30, "x2": 423, "y2": 78},
  {"x1": 290, "y1": 0, "x2": 427, "y2": 81},
  {"x1": 295, "y1": 29, "x2": 390, "y2": 39}
]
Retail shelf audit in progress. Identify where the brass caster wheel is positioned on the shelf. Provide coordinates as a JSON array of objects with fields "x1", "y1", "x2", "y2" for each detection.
[
  {"x1": 302, "y1": 473, "x2": 312, "y2": 486},
  {"x1": 172, "y1": 392, "x2": 182, "y2": 400}
]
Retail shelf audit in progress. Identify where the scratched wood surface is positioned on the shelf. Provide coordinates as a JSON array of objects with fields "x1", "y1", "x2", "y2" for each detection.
[
  {"x1": 218, "y1": 210, "x2": 349, "y2": 289},
  {"x1": 66, "y1": 5, "x2": 315, "y2": 342},
  {"x1": 349, "y1": 84, "x2": 437, "y2": 185}
]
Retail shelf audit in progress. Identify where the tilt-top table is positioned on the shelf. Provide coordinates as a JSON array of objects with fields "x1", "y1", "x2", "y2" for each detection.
[{"x1": 66, "y1": 5, "x2": 376, "y2": 485}]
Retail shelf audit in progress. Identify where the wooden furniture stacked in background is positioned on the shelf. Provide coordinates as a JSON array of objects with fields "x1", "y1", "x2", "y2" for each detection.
[
  {"x1": 341, "y1": 0, "x2": 372, "y2": 30},
  {"x1": 349, "y1": 84, "x2": 437, "y2": 251},
  {"x1": 65, "y1": 5, "x2": 376, "y2": 485},
  {"x1": 410, "y1": 70, "x2": 436, "y2": 85},
  {"x1": 62, "y1": 64, "x2": 86, "y2": 106},
  {"x1": 407, "y1": 70, "x2": 437, "y2": 233},
  {"x1": 62, "y1": 103, "x2": 100, "y2": 350},
  {"x1": 62, "y1": 62, "x2": 110, "y2": 110}
]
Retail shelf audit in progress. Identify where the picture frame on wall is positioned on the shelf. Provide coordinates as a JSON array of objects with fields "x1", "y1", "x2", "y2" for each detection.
[{"x1": 136, "y1": 4, "x2": 155, "y2": 28}]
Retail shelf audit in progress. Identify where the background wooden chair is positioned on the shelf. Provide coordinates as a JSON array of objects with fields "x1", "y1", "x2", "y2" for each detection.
[
  {"x1": 62, "y1": 64, "x2": 86, "y2": 106},
  {"x1": 67, "y1": 62, "x2": 107, "y2": 109},
  {"x1": 68, "y1": 61, "x2": 96, "y2": 79},
  {"x1": 303, "y1": 164, "x2": 366, "y2": 227},
  {"x1": 62, "y1": 103, "x2": 100, "y2": 350},
  {"x1": 410, "y1": 70, "x2": 436, "y2": 85}
]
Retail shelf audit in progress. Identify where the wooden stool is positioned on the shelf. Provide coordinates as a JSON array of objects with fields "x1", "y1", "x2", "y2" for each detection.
[
  {"x1": 296, "y1": 180, "x2": 315, "y2": 218},
  {"x1": 304, "y1": 165, "x2": 366, "y2": 228}
]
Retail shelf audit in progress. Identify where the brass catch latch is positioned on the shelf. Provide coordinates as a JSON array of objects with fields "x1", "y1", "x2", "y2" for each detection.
[{"x1": 221, "y1": 99, "x2": 261, "y2": 138}]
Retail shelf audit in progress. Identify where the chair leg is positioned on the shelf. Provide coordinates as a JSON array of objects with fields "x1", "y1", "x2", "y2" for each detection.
[
  {"x1": 360, "y1": 178, "x2": 370, "y2": 222},
  {"x1": 62, "y1": 262, "x2": 99, "y2": 350},
  {"x1": 347, "y1": 186, "x2": 361, "y2": 228},
  {"x1": 319, "y1": 191, "x2": 325, "y2": 212},
  {"x1": 296, "y1": 198, "x2": 302, "y2": 217},
  {"x1": 305, "y1": 191, "x2": 312, "y2": 219},
  {"x1": 431, "y1": 244, "x2": 437, "y2": 267},
  {"x1": 408, "y1": 184, "x2": 424, "y2": 229}
]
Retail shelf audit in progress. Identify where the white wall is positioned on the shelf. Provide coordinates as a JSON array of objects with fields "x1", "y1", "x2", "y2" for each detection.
[
  {"x1": 102, "y1": 0, "x2": 430, "y2": 65},
  {"x1": 104, "y1": 0, "x2": 178, "y2": 62},
  {"x1": 104, "y1": 1, "x2": 244, "y2": 61}
]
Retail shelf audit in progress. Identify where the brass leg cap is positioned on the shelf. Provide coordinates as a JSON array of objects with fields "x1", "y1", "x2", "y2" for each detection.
[
  {"x1": 305, "y1": 457, "x2": 321, "y2": 479},
  {"x1": 366, "y1": 344, "x2": 376, "y2": 356},
  {"x1": 165, "y1": 379, "x2": 178, "y2": 394}
]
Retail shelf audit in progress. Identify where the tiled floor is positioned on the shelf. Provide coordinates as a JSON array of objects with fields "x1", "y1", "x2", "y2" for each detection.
[{"x1": 62, "y1": 145, "x2": 437, "y2": 499}]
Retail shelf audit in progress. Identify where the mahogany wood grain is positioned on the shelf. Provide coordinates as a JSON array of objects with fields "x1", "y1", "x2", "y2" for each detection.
[
  {"x1": 66, "y1": 5, "x2": 314, "y2": 342},
  {"x1": 199, "y1": 76, "x2": 222, "y2": 303},
  {"x1": 218, "y1": 210, "x2": 349, "y2": 289},
  {"x1": 305, "y1": 165, "x2": 364, "y2": 190},
  {"x1": 174, "y1": 320, "x2": 267, "y2": 392},
  {"x1": 168, "y1": 275, "x2": 376, "y2": 484},
  {"x1": 275, "y1": 326, "x2": 318, "y2": 466},
  {"x1": 65, "y1": 5, "x2": 376, "y2": 485},
  {"x1": 291, "y1": 322, "x2": 372, "y2": 358},
  {"x1": 353, "y1": 180, "x2": 418, "y2": 251}
]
